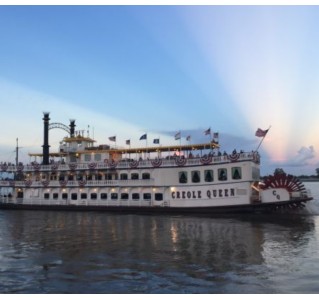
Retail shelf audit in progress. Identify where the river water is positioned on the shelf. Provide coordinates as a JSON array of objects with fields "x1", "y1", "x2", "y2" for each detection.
[{"x1": 1, "y1": 182, "x2": 319, "y2": 293}]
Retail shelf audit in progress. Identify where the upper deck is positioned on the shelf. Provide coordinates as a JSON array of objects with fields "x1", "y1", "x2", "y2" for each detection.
[{"x1": 1, "y1": 151, "x2": 260, "y2": 174}]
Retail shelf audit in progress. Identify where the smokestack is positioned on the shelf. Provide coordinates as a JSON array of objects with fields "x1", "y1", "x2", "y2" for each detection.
[
  {"x1": 70, "y1": 119, "x2": 76, "y2": 137},
  {"x1": 42, "y1": 112, "x2": 50, "y2": 165}
]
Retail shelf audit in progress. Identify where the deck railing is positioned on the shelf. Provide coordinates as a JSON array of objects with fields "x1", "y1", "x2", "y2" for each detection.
[
  {"x1": 0, "y1": 179, "x2": 155, "y2": 188},
  {"x1": 1, "y1": 151, "x2": 259, "y2": 173}
]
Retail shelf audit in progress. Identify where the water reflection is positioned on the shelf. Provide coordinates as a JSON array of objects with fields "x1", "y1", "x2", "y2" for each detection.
[{"x1": 0, "y1": 211, "x2": 317, "y2": 293}]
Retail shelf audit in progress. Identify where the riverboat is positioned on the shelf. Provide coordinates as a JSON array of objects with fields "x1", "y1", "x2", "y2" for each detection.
[{"x1": 0, "y1": 113, "x2": 313, "y2": 213}]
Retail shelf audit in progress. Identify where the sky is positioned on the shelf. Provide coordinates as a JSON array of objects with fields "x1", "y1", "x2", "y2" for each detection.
[{"x1": 0, "y1": 4, "x2": 319, "y2": 175}]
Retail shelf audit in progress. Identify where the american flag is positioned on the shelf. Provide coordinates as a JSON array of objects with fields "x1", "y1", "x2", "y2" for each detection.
[
  {"x1": 255, "y1": 128, "x2": 269, "y2": 137},
  {"x1": 109, "y1": 136, "x2": 116, "y2": 142},
  {"x1": 126, "y1": 139, "x2": 130, "y2": 145}
]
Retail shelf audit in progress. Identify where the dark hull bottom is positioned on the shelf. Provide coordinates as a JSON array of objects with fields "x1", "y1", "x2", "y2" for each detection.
[{"x1": 0, "y1": 198, "x2": 313, "y2": 214}]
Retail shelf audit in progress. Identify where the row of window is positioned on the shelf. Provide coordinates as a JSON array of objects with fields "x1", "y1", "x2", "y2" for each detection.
[
  {"x1": 43, "y1": 173, "x2": 151, "y2": 181},
  {"x1": 43, "y1": 192, "x2": 164, "y2": 201},
  {"x1": 179, "y1": 167, "x2": 242, "y2": 184},
  {"x1": 84, "y1": 153, "x2": 102, "y2": 162}
]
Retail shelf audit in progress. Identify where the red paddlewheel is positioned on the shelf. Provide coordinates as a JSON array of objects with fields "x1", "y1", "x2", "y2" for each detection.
[{"x1": 261, "y1": 173, "x2": 306, "y2": 193}]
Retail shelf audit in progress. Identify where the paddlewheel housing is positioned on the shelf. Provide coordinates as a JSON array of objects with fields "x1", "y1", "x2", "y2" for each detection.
[
  {"x1": 258, "y1": 173, "x2": 312, "y2": 211},
  {"x1": 260, "y1": 173, "x2": 306, "y2": 193}
]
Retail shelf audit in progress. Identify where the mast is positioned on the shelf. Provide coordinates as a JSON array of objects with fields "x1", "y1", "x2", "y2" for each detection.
[{"x1": 15, "y1": 138, "x2": 19, "y2": 166}]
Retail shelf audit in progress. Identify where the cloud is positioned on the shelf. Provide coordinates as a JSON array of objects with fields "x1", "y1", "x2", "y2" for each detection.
[{"x1": 283, "y1": 146, "x2": 315, "y2": 167}]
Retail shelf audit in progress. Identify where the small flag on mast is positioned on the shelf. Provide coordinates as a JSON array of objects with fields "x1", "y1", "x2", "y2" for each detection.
[
  {"x1": 204, "y1": 128, "x2": 211, "y2": 135},
  {"x1": 186, "y1": 135, "x2": 191, "y2": 141},
  {"x1": 140, "y1": 133, "x2": 147, "y2": 140},
  {"x1": 109, "y1": 136, "x2": 116, "y2": 142},
  {"x1": 126, "y1": 139, "x2": 130, "y2": 145},
  {"x1": 175, "y1": 131, "x2": 181, "y2": 140},
  {"x1": 153, "y1": 138, "x2": 160, "y2": 144},
  {"x1": 255, "y1": 128, "x2": 269, "y2": 138}
]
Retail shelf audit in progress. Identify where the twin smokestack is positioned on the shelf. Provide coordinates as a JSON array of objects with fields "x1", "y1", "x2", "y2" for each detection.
[{"x1": 42, "y1": 113, "x2": 76, "y2": 165}]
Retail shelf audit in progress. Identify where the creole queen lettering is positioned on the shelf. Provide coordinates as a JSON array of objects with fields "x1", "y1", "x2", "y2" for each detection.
[{"x1": 171, "y1": 188, "x2": 235, "y2": 199}]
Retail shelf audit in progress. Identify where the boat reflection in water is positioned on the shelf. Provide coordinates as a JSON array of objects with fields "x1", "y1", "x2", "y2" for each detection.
[{"x1": 0, "y1": 211, "x2": 317, "y2": 293}]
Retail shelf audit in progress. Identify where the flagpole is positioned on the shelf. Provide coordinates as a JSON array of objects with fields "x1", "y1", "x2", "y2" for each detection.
[
  {"x1": 180, "y1": 131, "x2": 182, "y2": 155},
  {"x1": 255, "y1": 126, "x2": 271, "y2": 152}
]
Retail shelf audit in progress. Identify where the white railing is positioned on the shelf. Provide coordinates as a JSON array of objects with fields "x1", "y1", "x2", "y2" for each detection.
[
  {"x1": 0, "y1": 179, "x2": 155, "y2": 188},
  {"x1": 1, "y1": 152, "x2": 259, "y2": 173}
]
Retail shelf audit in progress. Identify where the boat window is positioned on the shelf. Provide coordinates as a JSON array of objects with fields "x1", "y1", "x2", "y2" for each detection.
[
  {"x1": 71, "y1": 193, "x2": 77, "y2": 200},
  {"x1": 191, "y1": 171, "x2": 201, "y2": 183},
  {"x1": 84, "y1": 154, "x2": 91, "y2": 162},
  {"x1": 62, "y1": 193, "x2": 68, "y2": 199},
  {"x1": 179, "y1": 171, "x2": 188, "y2": 184},
  {"x1": 44, "y1": 193, "x2": 50, "y2": 199},
  {"x1": 142, "y1": 173, "x2": 150, "y2": 180},
  {"x1": 70, "y1": 156, "x2": 77, "y2": 162},
  {"x1": 143, "y1": 193, "x2": 151, "y2": 200},
  {"x1": 111, "y1": 193, "x2": 118, "y2": 200},
  {"x1": 94, "y1": 154, "x2": 101, "y2": 161},
  {"x1": 91, "y1": 193, "x2": 97, "y2": 200},
  {"x1": 120, "y1": 173, "x2": 128, "y2": 180},
  {"x1": 218, "y1": 168, "x2": 227, "y2": 181},
  {"x1": 97, "y1": 173, "x2": 102, "y2": 180},
  {"x1": 87, "y1": 174, "x2": 93, "y2": 180},
  {"x1": 81, "y1": 193, "x2": 87, "y2": 199},
  {"x1": 50, "y1": 174, "x2": 57, "y2": 180},
  {"x1": 53, "y1": 193, "x2": 59, "y2": 199},
  {"x1": 232, "y1": 167, "x2": 242, "y2": 180},
  {"x1": 131, "y1": 173, "x2": 139, "y2": 180},
  {"x1": 101, "y1": 193, "x2": 107, "y2": 200},
  {"x1": 155, "y1": 193, "x2": 163, "y2": 201},
  {"x1": 204, "y1": 170, "x2": 214, "y2": 182},
  {"x1": 132, "y1": 193, "x2": 140, "y2": 200},
  {"x1": 121, "y1": 193, "x2": 129, "y2": 200}
]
